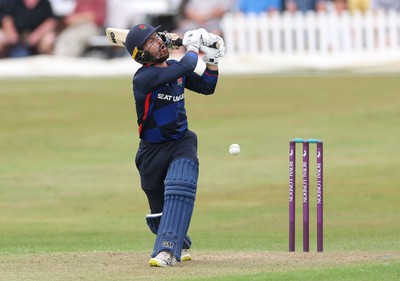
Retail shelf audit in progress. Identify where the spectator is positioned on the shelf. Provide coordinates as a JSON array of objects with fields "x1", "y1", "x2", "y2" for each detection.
[
  {"x1": 0, "y1": 0, "x2": 57, "y2": 58},
  {"x1": 333, "y1": 0, "x2": 348, "y2": 13},
  {"x1": 47, "y1": 0, "x2": 77, "y2": 18},
  {"x1": 53, "y1": 0, "x2": 106, "y2": 57},
  {"x1": 372, "y1": 0, "x2": 400, "y2": 11},
  {"x1": 0, "y1": 0, "x2": 9, "y2": 17},
  {"x1": 0, "y1": 1, "x2": 5, "y2": 57},
  {"x1": 106, "y1": 0, "x2": 148, "y2": 29},
  {"x1": 175, "y1": 0, "x2": 234, "y2": 37},
  {"x1": 348, "y1": 0, "x2": 370, "y2": 13},
  {"x1": 150, "y1": 0, "x2": 184, "y2": 32},
  {"x1": 237, "y1": 0, "x2": 283, "y2": 15},
  {"x1": 285, "y1": 0, "x2": 327, "y2": 13}
]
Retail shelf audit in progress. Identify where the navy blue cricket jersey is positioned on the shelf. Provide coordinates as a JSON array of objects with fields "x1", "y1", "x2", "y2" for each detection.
[{"x1": 132, "y1": 52, "x2": 218, "y2": 143}]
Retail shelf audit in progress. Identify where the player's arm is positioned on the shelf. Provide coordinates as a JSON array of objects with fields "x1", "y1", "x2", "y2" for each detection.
[
  {"x1": 135, "y1": 52, "x2": 198, "y2": 92},
  {"x1": 143, "y1": 28, "x2": 220, "y2": 87},
  {"x1": 185, "y1": 68, "x2": 218, "y2": 95},
  {"x1": 184, "y1": 34, "x2": 224, "y2": 94},
  {"x1": 200, "y1": 34, "x2": 225, "y2": 70},
  {"x1": 134, "y1": 28, "x2": 209, "y2": 91},
  {"x1": 205, "y1": 63, "x2": 218, "y2": 71}
]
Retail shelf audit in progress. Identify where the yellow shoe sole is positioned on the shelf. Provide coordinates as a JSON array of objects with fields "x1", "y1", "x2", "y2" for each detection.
[
  {"x1": 149, "y1": 258, "x2": 164, "y2": 267},
  {"x1": 181, "y1": 255, "x2": 192, "y2": 261}
]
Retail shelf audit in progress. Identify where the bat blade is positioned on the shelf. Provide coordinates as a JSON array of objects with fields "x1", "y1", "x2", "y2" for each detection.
[
  {"x1": 105, "y1": 27, "x2": 129, "y2": 47},
  {"x1": 105, "y1": 27, "x2": 220, "y2": 50}
]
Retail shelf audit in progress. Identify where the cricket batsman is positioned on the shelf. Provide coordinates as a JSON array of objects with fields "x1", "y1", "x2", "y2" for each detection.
[{"x1": 124, "y1": 23, "x2": 225, "y2": 267}]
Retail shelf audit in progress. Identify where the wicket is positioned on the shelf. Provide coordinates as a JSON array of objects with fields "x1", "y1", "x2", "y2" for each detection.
[{"x1": 289, "y1": 138, "x2": 323, "y2": 252}]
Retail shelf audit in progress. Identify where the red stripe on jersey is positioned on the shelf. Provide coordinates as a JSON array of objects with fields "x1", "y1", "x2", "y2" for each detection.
[
  {"x1": 138, "y1": 124, "x2": 142, "y2": 135},
  {"x1": 138, "y1": 92, "x2": 152, "y2": 136}
]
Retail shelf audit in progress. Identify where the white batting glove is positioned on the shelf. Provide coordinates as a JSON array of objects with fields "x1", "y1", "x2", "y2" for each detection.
[
  {"x1": 183, "y1": 28, "x2": 212, "y2": 53},
  {"x1": 199, "y1": 29, "x2": 212, "y2": 47},
  {"x1": 200, "y1": 35, "x2": 225, "y2": 65},
  {"x1": 183, "y1": 29, "x2": 201, "y2": 53},
  {"x1": 209, "y1": 34, "x2": 225, "y2": 55}
]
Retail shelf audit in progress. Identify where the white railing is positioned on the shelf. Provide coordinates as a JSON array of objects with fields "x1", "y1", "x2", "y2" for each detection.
[{"x1": 221, "y1": 10, "x2": 400, "y2": 57}]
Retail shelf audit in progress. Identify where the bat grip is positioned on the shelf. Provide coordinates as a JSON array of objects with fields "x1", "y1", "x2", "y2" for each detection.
[{"x1": 174, "y1": 38, "x2": 220, "y2": 49}]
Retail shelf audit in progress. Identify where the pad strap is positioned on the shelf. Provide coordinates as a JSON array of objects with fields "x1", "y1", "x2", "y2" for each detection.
[{"x1": 146, "y1": 213, "x2": 192, "y2": 249}]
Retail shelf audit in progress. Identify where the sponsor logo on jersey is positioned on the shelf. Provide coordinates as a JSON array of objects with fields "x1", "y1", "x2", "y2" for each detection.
[{"x1": 157, "y1": 93, "x2": 184, "y2": 102}]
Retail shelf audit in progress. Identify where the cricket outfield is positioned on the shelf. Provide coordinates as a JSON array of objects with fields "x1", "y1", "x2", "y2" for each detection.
[{"x1": 0, "y1": 76, "x2": 399, "y2": 280}]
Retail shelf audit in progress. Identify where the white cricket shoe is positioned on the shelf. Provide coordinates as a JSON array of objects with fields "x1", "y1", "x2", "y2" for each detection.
[
  {"x1": 149, "y1": 251, "x2": 176, "y2": 267},
  {"x1": 181, "y1": 249, "x2": 192, "y2": 261}
]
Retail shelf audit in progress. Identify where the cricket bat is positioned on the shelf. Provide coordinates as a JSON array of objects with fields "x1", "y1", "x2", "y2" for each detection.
[
  {"x1": 105, "y1": 27, "x2": 219, "y2": 50},
  {"x1": 106, "y1": 28, "x2": 129, "y2": 47}
]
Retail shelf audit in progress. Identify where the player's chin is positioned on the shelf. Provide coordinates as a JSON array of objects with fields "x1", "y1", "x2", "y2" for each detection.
[{"x1": 159, "y1": 49, "x2": 169, "y2": 60}]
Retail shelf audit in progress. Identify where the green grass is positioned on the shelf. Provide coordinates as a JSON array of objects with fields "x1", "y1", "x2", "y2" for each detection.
[
  {"x1": 0, "y1": 76, "x2": 399, "y2": 280},
  {"x1": 202, "y1": 261, "x2": 400, "y2": 281}
]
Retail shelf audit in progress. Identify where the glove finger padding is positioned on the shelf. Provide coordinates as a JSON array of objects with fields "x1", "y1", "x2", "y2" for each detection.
[
  {"x1": 200, "y1": 34, "x2": 225, "y2": 65},
  {"x1": 183, "y1": 28, "x2": 214, "y2": 51},
  {"x1": 183, "y1": 29, "x2": 202, "y2": 52},
  {"x1": 200, "y1": 45, "x2": 221, "y2": 58},
  {"x1": 197, "y1": 28, "x2": 211, "y2": 46},
  {"x1": 209, "y1": 34, "x2": 225, "y2": 57},
  {"x1": 182, "y1": 30, "x2": 199, "y2": 46}
]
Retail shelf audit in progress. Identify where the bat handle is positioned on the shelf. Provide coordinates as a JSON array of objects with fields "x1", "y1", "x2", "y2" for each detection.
[
  {"x1": 174, "y1": 38, "x2": 220, "y2": 49},
  {"x1": 209, "y1": 42, "x2": 220, "y2": 49}
]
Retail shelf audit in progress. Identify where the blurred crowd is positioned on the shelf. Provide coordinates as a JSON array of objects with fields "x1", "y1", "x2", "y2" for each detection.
[{"x1": 0, "y1": 0, "x2": 399, "y2": 59}]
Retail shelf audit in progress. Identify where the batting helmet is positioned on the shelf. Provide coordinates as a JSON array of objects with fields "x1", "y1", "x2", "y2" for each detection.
[{"x1": 125, "y1": 23, "x2": 162, "y2": 64}]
